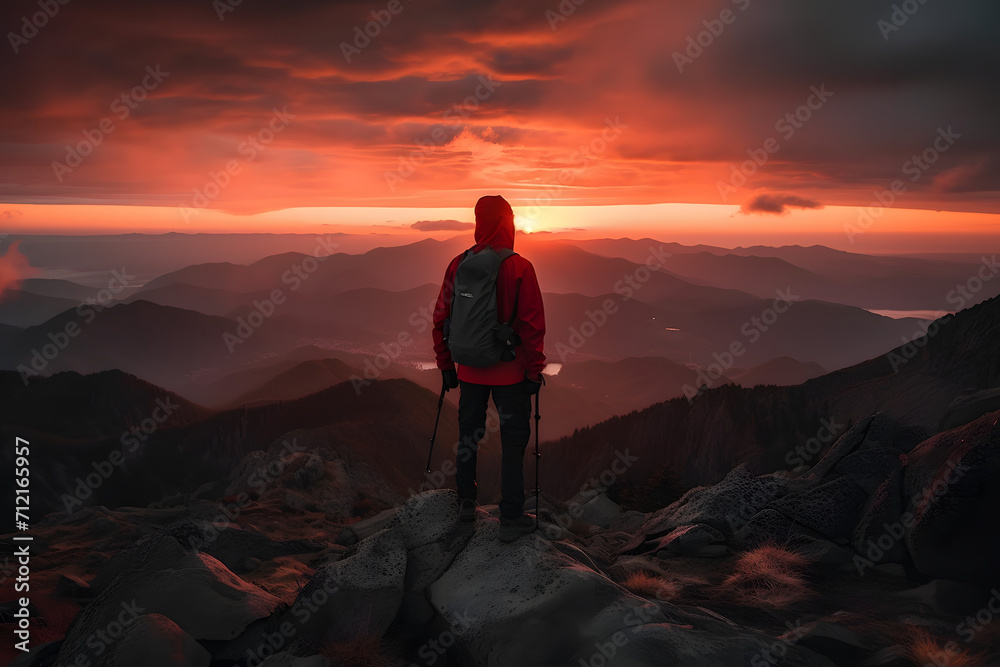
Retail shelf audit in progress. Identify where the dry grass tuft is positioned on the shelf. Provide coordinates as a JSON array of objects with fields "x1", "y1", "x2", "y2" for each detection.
[
  {"x1": 904, "y1": 627, "x2": 981, "y2": 667},
  {"x1": 721, "y1": 543, "x2": 813, "y2": 609},
  {"x1": 621, "y1": 570, "x2": 681, "y2": 602}
]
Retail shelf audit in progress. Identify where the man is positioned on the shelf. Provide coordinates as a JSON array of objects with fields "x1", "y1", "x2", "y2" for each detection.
[{"x1": 432, "y1": 195, "x2": 546, "y2": 543}]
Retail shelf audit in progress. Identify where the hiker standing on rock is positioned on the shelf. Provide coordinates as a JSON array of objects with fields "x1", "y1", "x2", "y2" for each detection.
[{"x1": 432, "y1": 195, "x2": 546, "y2": 543}]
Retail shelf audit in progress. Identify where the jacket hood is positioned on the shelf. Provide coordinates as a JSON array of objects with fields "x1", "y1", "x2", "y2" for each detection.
[{"x1": 474, "y1": 195, "x2": 515, "y2": 250}]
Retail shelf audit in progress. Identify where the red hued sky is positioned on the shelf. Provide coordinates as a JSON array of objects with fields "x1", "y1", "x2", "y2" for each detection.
[{"x1": 0, "y1": 0, "x2": 997, "y2": 249}]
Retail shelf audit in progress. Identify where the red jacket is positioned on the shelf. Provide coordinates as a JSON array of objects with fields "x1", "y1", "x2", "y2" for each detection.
[{"x1": 433, "y1": 198, "x2": 546, "y2": 385}]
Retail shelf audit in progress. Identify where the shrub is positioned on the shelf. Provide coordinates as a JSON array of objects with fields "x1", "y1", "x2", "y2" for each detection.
[
  {"x1": 904, "y1": 627, "x2": 980, "y2": 667},
  {"x1": 721, "y1": 543, "x2": 812, "y2": 609},
  {"x1": 621, "y1": 570, "x2": 680, "y2": 602}
]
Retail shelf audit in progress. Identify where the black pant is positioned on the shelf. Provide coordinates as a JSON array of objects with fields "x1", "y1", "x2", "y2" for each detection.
[{"x1": 456, "y1": 380, "x2": 533, "y2": 520}]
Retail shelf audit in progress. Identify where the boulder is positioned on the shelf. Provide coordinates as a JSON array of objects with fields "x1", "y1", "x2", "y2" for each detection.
[
  {"x1": 803, "y1": 413, "x2": 924, "y2": 483},
  {"x1": 767, "y1": 476, "x2": 869, "y2": 541},
  {"x1": 54, "y1": 573, "x2": 92, "y2": 599},
  {"x1": 335, "y1": 507, "x2": 399, "y2": 546},
  {"x1": 158, "y1": 519, "x2": 323, "y2": 574},
  {"x1": 851, "y1": 468, "x2": 909, "y2": 564},
  {"x1": 427, "y1": 517, "x2": 834, "y2": 666},
  {"x1": 734, "y1": 508, "x2": 796, "y2": 548},
  {"x1": 570, "y1": 622, "x2": 836, "y2": 667},
  {"x1": 428, "y1": 518, "x2": 664, "y2": 665},
  {"x1": 567, "y1": 491, "x2": 624, "y2": 528},
  {"x1": 101, "y1": 613, "x2": 211, "y2": 666},
  {"x1": 650, "y1": 524, "x2": 726, "y2": 556},
  {"x1": 786, "y1": 620, "x2": 870, "y2": 665},
  {"x1": 9, "y1": 641, "x2": 60, "y2": 667},
  {"x1": 56, "y1": 549, "x2": 283, "y2": 665},
  {"x1": 608, "y1": 510, "x2": 646, "y2": 534},
  {"x1": 618, "y1": 465, "x2": 787, "y2": 555},
  {"x1": 903, "y1": 410, "x2": 1000, "y2": 585},
  {"x1": 939, "y1": 387, "x2": 1000, "y2": 431},
  {"x1": 279, "y1": 528, "x2": 407, "y2": 643},
  {"x1": 90, "y1": 533, "x2": 188, "y2": 593}
]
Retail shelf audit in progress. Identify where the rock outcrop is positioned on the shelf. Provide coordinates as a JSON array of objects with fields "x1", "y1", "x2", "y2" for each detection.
[{"x1": 11, "y1": 410, "x2": 1000, "y2": 666}]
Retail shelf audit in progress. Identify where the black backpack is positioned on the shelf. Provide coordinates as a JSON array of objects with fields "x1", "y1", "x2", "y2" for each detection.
[{"x1": 445, "y1": 245, "x2": 521, "y2": 367}]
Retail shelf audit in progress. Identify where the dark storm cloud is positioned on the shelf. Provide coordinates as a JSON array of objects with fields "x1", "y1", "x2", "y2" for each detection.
[
  {"x1": 740, "y1": 194, "x2": 824, "y2": 215},
  {"x1": 0, "y1": 0, "x2": 995, "y2": 210}
]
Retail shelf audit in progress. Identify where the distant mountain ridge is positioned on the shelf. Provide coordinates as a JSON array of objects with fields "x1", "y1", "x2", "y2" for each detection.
[{"x1": 543, "y1": 294, "x2": 1000, "y2": 495}]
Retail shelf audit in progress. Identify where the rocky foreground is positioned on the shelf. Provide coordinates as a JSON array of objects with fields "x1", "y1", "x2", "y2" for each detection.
[{"x1": 4, "y1": 411, "x2": 1000, "y2": 666}]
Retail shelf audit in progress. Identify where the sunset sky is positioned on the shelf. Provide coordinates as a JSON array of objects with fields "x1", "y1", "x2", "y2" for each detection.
[{"x1": 0, "y1": 0, "x2": 997, "y2": 249}]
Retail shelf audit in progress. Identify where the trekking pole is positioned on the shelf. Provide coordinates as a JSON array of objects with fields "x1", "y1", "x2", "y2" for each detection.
[
  {"x1": 423, "y1": 385, "x2": 447, "y2": 492},
  {"x1": 534, "y1": 382, "x2": 542, "y2": 531}
]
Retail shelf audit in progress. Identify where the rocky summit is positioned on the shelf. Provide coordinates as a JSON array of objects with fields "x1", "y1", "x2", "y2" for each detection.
[{"x1": 8, "y1": 407, "x2": 1000, "y2": 666}]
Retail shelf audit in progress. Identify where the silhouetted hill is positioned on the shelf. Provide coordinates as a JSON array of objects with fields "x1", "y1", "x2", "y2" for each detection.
[
  {"x1": 553, "y1": 356, "x2": 724, "y2": 415},
  {"x1": 125, "y1": 282, "x2": 273, "y2": 317},
  {"x1": 228, "y1": 358, "x2": 364, "y2": 407},
  {"x1": 0, "y1": 369, "x2": 208, "y2": 440},
  {"x1": 6, "y1": 378, "x2": 505, "y2": 519},
  {"x1": 0, "y1": 289, "x2": 79, "y2": 327},
  {"x1": 543, "y1": 294, "x2": 1000, "y2": 496},
  {"x1": 17, "y1": 277, "x2": 95, "y2": 301},
  {"x1": 0, "y1": 300, "x2": 299, "y2": 393},
  {"x1": 142, "y1": 238, "x2": 470, "y2": 295},
  {"x1": 677, "y1": 299, "x2": 922, "y2": 370},
  {"x1": 730, "y1": 356, "x2": 826, "y2": 388},
  {"x1": 576, "y1": 239, "x2": 997, "y2": 310}
]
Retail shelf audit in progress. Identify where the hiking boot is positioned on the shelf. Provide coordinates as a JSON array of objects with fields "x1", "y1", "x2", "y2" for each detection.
[
  {"x1": 498, "y1": 514, "x2": 536, "y2": 543},
  {"x1": 459, "y1": 498, "x2": 476, "y2": 523}
]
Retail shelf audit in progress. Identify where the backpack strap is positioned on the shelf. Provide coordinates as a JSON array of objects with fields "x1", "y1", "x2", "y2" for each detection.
[
  {"x1": 508, "y1": 277, "x2": 521, "y2": 327},
  {"x1": 493, "y1": 247, "x2": 520, "y2": 326},
  {"x1": 449, "y1": 244, "x2": 519, "y2": 324}
]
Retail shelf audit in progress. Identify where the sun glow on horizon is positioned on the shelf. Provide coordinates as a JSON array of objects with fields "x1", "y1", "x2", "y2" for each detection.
[{"x1": 0, "y1": 202, "x2": 997, "y2": 254}]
